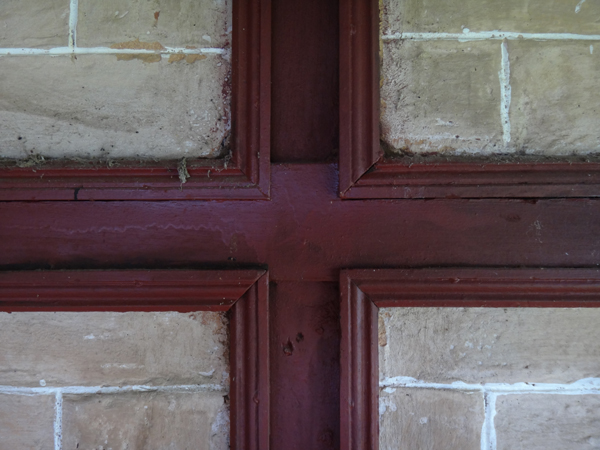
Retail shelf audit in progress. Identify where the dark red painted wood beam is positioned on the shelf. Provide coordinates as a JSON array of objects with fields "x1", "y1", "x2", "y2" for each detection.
[{"x1": 2, "y1": 163, "x2": 600, "y2": 281}]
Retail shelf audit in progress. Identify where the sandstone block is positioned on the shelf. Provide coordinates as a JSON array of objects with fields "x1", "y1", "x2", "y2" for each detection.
[
  {"x1": 63, "y1": 391, "x2": 229, "y2": 450},
  {"x1": 379, "y1": 308, "x2": 600, "y2": 384},
  {"x1": 0, "y1": 394, "x2": 55, "y2": 449},
  {"x1": 379, "y1": 388, "x2": 483, "y2": 450},
  {"x1": 495, "y1": 394, "x2": 600, "y2": 449},
  {"x1": 0, "y1": 0, "x2": 69, "y2": 48},
  {"x1": 77, "y1": 0, "x2": 230, "y2": 48},
  {"x1": 0, "y1": 54, "x2": 229, "y2": 160},
  {"x1": 0, "y1": 311, "x2": 229, "y2": 387},
  {"x1": 381, "y1": 40, "x2": 503, "y2": 156},
  {"x1": 510, "y1": 40, "x2": 600, "y2": 155},
  {"x1": 382, "y1": 0, "x2": 600, "y2": 34}
]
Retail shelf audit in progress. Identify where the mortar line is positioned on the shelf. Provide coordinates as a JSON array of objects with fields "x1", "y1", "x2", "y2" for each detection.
[
  {"x1": 481, "y1": 392, "x2": 497, "y2": 450},
  {"x1": 383, "y1": 31, "x2": 600, "y2": 42},
  {"x1": 380, "y1": 376, "x2": 600, "y2": 395},
  {"x1": 68, "y1": 0, "x2": 78, "y2": 49},
  {"x1": 0, "y1": 383, "x2": 226, "y2": 396},
  {"x1": 0, "y1": 47, "x2": 227, "y2": 56},
  {"x1": 54, "y1": 390, "x2": 63, "y2": 450},
  {"x1": 499, "y1": 40, "x2": 511, "y2": 146}
]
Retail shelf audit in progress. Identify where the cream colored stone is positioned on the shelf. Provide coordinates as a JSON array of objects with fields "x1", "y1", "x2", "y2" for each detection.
[
  {"x1": 0, "y1": 54, "x2": 230, "y2": 160},
  {"x1": 0, "y1": 0, "x2": 69, "y2": 48},
  {"x1": 63, "y1": 391, "x2": 229, "y2": 450},
  {"x1": 495, "y1": 394, "x2": 600, "y2": 449},
  {"x1": 0, "y1": 394, "x2": 55, "y2": 449},
  {"x1": 382, "y1": 0, "x2": 600, "y2": 34},
  {"x1": 77, "y1": 0, "x2": 231, "y2": 48},
  {"x1": 379, "y1": 388, "x2": 483, "y2": 450},
  {"x1": 380, "y1": 40, "x2": 503, "y2": 155},
  {"x1": 379, "y1": 308, "x2": 600, "y2": 384},
  {"x1": 510, "y1": 40, "x2": 600, "y2": 155},
  {"x1": 0, "y1": 311, "x2": 229, "y2": 387}
]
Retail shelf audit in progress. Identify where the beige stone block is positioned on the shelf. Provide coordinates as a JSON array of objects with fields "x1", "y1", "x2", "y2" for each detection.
[
  {"x1": 495, "y1": 394, "x2": 600, "y2": 449},
  {"x1": 379, "y1": 308, "x2": 600, "y2": 384},
  {"x1": 63, "y1": 391, "x2": 229, "y2": 450},
  {"x1": 0, "y1": 311, "x2": 229, "y2": 387},
  {"x1": 510, "y1": 40, "x2": 600, "y2": 155},
  {"x1": 379, "y1": 388, "x2": 483, "y2": 450},
  {"x1": 0, "y1": 54, "x2": 229, "y2": 160},
  {"x1": 380, "y1": 40, "x2": 503, "y2": 155},
  {"x1": 0, "y1": 0, "x2": 69, "y2": 48},
  {"x1": 382, "y1": 0, "x2": 600, "y2": 34},
  {"x1": 77, "y1": 0, "x2": 231, "y2": 48},
  {"x1": 0, "y1": 394, "x2": 55, "y2": 449}
]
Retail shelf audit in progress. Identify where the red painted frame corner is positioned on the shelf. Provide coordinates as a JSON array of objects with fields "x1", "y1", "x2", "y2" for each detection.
[
  {"x1": 0, "y1": 0, "x2": 271, "y2": 201},
  {"x1": 340, "y1": 267, "x2": 600, "y2": 450},
  {"x1": 339, "y1": 0, "x2": 600, "y2": 199},
  {"x1": 0, "y1": 269, "x2": 270, "y2": 450}
]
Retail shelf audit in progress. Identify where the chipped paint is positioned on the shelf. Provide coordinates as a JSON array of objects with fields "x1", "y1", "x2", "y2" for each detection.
[{"x1": 575, "y1": 0, "x2": 587, "y2": 13}]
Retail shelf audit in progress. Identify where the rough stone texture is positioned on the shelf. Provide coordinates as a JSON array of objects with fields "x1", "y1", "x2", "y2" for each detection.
[
  {"x1": 510, "y1": 40, "x2": 600, "y2": 155},
  {"x1": 379, "y1": 388, "x2": 483, "y2": 450},
  {"x1": 495, "y1": 394, "x2": 600, "y2": 450},
  {"x1": 0, "y1": 54, "x2": 230, "y2": 160},
  {"x1": 0, "y1": 394, "x2": 55, "y2": 449},
  {"x1": 0, "y1": 311, "x2": 229, "y2": 387},
  {"x1": 63, "y1": 391, "x2": 229, "y2": 450},
  {"x1": 381, "y1": 0, "x2": 600, "y2": 34},
  {"x1": 379, "y1": 308, "x2": 600, "y2": 384},
  {"x1": 0, "y1": 0, "x2": 69, "y2": 48},
  {"x1": 380, "y1": 40, "x2": 503, "y2": 155},
  {"x1": 77, "y1": 0, "x2": 231, "y2": 48}
]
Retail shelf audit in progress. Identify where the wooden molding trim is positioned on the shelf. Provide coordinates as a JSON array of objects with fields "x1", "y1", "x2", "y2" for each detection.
[
  {"x1": 0, "y1": 0, "x2": 271, "y2": 201},
  {"x1": 338, "y1": 0, "x2": 600, "y2": 199},
  {"x1": 340, "y1": 267, "x2": 600, "y2": 450},
  {"x1": 0, "y1": 269, "x2": 270, "y2": 450}
]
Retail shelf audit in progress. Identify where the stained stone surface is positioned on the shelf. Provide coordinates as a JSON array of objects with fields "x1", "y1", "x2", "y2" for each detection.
[
  {"x1": 381, "y1": 0, "x2": 600, "y2": 35},
  {"x1": 495, "y1": 394, "x2": 600, "y2": 450},
  {"x1": 0, "y1": 54, "x2": 230, "y2": 160},
  {"x1": 0, "y1": 394, "x2": 55, "y2": 449},
  {"x1": 379, "y1": 307, "x2": 600, "y2": 384},
  {"x1": 379, "y1": 388, "x2": 483, "y2": 450},
  {"x1": 63, "y1": 391, "x2": 229, "y2": 450},
  {"x1": 0, "y1": 0, "x2": 69, "y2": 48},
  {"x1": 77, "y1": 0, "x2": 231, "y2": 48},
  {"x1": 0, "y1": 311, "x2": 229, "y2": 387},
  {"x1": 380, "y1": 39, "x2": 503, "y2": 155}
]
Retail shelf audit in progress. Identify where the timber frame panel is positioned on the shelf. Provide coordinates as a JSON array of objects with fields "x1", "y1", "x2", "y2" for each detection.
[
  {"x1": 0, "y1": 0, "x2": 271, "y2": 201},
  {"x1": 340, "y1": 268, "x2": 600, "y2": 450},
  {"x1": 0, "y1": 269, "x2": 270, "y2": 450},
  {"x1": 339, "y1": 0, "x2": 600, "y2": 199}
]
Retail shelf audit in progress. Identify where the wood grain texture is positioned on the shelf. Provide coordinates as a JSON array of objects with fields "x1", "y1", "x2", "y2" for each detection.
[
  {"x1": 340, "y1": 268, "x2": 600, "y2": 450},
  {"x1": 0, "y1": 0, "x2": 271, "y2": 201}
]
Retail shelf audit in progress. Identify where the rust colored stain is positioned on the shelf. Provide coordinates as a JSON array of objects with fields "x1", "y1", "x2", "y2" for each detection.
[
  {"x1": 111, "y1": 39, "x2": 165, "y2": 63},
  {"x1": 168, "y1": 53, "x2": 207, "y2": 64},
  {"x1": 154, "y1": 11, "x2": 160, "y2": 21},
  {"x1": 110, "y1": 38, "x2": 165, "y2": 51}
]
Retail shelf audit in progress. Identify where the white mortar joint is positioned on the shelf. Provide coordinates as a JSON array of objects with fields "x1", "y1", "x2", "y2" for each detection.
[{"x1": 383, "y1": 30, "x2": 600, "y2": 42}]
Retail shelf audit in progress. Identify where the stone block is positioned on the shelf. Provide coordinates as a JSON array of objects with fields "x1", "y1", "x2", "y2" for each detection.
[
  {"x1": 0, "y1": 0, "x2": 69, "y2": 48},
  {"x1": 0, "y1": 54, "x2": 229, "y2": 160},
  {"x1": 0, "y1": 394, "x2": 55, "y2": 449},
  {"x1": 495, "y1": 394, "x2": 600, "y2": 449},
  {"x1": 0, "y1": 311, "x2": 229, "y2": 387},
  {"x1": 379, "y1": 387, "x2": 483, "y2": 450},
  {"x1": 379, "y1": 308, "x2": 600, "y2": 384},
  {"x1": 382, "y1": 0, "x2": 600, "y2": 34},
  {"x1": 510, "y1": 40, "x2": 600, "y2": 155},
  {"x1": 62, "y1": 391, "x2": 229, "y2": 449},
  {"x1": 77, "y1": 0, "x2": 231, "y2": 48},
  {"x1": 380, "y1": 39, "x2": 503, "y2": 155}
]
